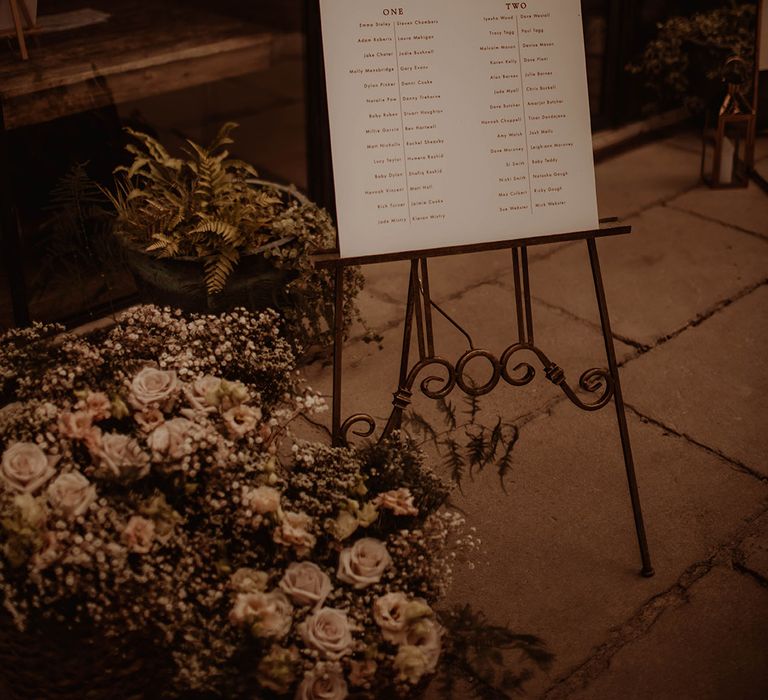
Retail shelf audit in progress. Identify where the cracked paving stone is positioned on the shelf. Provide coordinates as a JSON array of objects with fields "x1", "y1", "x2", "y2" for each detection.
[
  {"x1": 670, "y1": 183, "x2": 768, "y2": 240},
  {"x1": 570, "y1": 567, "x2": 768, "y2": 700},
  {"x1": 434, "y1": 401, "x2": 766, "y2": 696},
  {"x1": 622, "y1": 285, "x2": 768, "y2": 477},
  {"x1": 738, "y1": 510, "x2": 768, "y2": 583},
  {"x1": 518, "y1": 206, "x2": 768, "y2": 348},
  {"x1": 593, "y1": 140, "x2": 700, "y2": 219}
]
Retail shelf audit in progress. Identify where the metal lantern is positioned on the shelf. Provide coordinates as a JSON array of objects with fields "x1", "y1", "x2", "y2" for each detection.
[{"x1": 701, "y1": 57, "x2": 757, "y2": 188}]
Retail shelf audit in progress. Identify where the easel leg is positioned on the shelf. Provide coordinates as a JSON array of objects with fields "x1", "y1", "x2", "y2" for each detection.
[
  {"x1": 332, "y1": 261, "x2": 344, "y2": 446},
  {"x1": 587, "y1": 238, "x2": 654, "y2": 577}
]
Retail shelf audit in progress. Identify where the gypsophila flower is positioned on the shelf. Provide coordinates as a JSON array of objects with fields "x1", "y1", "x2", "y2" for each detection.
[{"x1": 0, "y1": 310, "x2": 466, "y2": 698}]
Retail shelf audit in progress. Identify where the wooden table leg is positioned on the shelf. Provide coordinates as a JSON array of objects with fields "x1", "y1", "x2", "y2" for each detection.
[{"x1": 7, "y1": 0, "x2": 29, "y2": 60}]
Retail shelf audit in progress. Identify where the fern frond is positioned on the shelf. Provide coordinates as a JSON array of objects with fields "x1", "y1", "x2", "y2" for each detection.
[
  {"x1": 442, "y1": 438, "x2": 465, "y2": 486},
  {"x1": 203, "y1": 248, "x2": 239, "y2": 294},
  {"x1": 124, "y1": 128, "x2": 183, "y2": 171},
  {"x1": 207, "y1": 121, "x2": 238, "y2": 152},
  {"x1": 496, "y1": 425, "x2": 519, "y2": 490},
  {"x1": 437, "y1": 397, "x2": 458, "y2": 430},
  {"x1": 189, "y1": 218, "x2": 242, "y2": 246}
]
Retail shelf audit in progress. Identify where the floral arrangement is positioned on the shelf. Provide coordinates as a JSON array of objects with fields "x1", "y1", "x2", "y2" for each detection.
[{"x1": 0, "y1": 306, "x2": 550, "y2": 698}]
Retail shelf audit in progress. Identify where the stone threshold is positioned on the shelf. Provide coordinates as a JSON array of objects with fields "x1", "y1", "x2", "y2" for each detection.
[{"x1": 592, "y1": 107, "x2": 692, "y2": 162}]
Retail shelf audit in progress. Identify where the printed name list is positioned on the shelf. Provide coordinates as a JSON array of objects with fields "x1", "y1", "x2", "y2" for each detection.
[{"x1": 320, "y1": 0, "x2": 598, "y2": 258}]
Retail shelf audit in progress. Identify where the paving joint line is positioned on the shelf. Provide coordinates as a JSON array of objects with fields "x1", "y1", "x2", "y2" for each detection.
[
  {"x1": 664, "y1": 202, "x2": 768, "y2": 243},
  {"x1": 732, "y1": 560, "x2": 768, "y2": 590},
  {"x1": 661, "y1": 140, "x2": 701, "y2": 156},
  {"x1": 541, "y1": 504, "x2": 768, "y2": 700},
  {"x1": 625, "y1": 405, "x2": 768, "y2": 485},
  {"x1": 622, "y1": 277, "x2": 768, "y2": 363},
  {"x1": 528, "y1": 295, "x2": 650, "y2": 353},
  {"x1": 616, "y1": 181, "x2": 701, "y2": 222}
]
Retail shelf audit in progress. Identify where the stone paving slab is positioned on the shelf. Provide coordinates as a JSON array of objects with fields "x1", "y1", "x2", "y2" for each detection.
[
  {"x1": 622, "y1": 285, "x2": 768, "y2": 476},
  {"x1": 358, "y1": 245, "x2": 568, "y2": 332},
  {"x1": 593, "y1": 140, "x2": 700, "y2": 219},
  {"x1": 669, "y1": 184, "x2": 768, "y2": 240},
  {"x1": 571, "y1": 567, "x2": 768, "y2": 700},
  {"x1": 738, "y1": 511, "x2": 768, "y2": 582},
  {"x1": 520, "y1": 205, "x2": 768, "y2": 348},
  {"x1": 440, "y1": 401, "x2": 767, "y2": 694}
]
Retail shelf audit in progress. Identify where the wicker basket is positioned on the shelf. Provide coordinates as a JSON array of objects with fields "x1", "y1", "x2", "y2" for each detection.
[{"x1": 0, "y1": 611, "x2": 174, "y2": 699}]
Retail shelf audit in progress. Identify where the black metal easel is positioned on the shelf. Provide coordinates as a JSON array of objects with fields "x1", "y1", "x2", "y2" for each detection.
[{"x1": 303, "y1": 0, "x2": 654, "y2": 578}]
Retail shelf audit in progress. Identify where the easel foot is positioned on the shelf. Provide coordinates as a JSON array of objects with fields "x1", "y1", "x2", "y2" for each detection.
[{"x1": 641, "y1": 566, "x2": 655, "y2": 578}]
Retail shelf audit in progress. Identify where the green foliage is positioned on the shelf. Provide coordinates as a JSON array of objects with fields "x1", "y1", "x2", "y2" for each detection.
[
  {"x1": 628, "y1": 2, "x2": 757, "y2": 113},
  {"x1": 106, "y1": 122, "x2": 328, "y2": 295},
  {"x1": 104, "y1": 123, "x2": 374, "y2": 352},
  {"x1": 32, "y1": 163, "x2": 118, "y2": 300},
  {"x1": 437, "y1": 604, "x2": 554, "y2": 699},
  {"x1": 404, "y1": 398, "x2": 520, "y2": 488}
]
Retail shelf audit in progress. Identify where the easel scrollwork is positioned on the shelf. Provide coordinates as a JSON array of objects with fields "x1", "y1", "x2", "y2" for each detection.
[{"x1": 318, "y1": 222, "x2": 655, "y2": 578}]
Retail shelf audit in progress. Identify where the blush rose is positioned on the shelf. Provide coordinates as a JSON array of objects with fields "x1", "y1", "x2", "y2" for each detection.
[
  {"x1": 300, "y1": 608, "x2": 354, "y2": 660},
  {"x1": 295, "y1": 663, "x2": 348, "y2": 700},
  {"x1": 229, "y1": 591, "x2": 293, "y2": 639},
  {"x1": 337, "y1": 538, "x2": 392, "y2": 589},
  {"x1": 1, "y1": 442, "x2": 57, "y2": 493},
  {"x1": 47, "y1": 471, "x2": 96, "y2": 519},
  {"x1": 129, "y1": 367, "x2": 179, "y2": 412},
  {"x1": 279, "y1": 562, "x2": 332, "y2": 608},
  {"x1": 92, "y1": 433, "x2": 150, "y2": 481}
]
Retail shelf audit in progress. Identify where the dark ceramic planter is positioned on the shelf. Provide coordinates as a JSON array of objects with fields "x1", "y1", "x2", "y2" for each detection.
[{"x1": 122, "y1": 246, "x2": 298, "y2": 315}]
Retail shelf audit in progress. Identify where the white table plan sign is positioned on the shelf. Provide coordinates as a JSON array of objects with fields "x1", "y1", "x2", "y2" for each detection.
[{"x1": 319, "y1": 0, "x2": 599, "y2": 258}]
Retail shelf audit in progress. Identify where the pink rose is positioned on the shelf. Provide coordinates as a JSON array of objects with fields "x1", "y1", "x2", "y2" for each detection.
[
  {"x1": 375, "y1": 488, "x2": 418, "y2": 517},
  {"x1": 146, "y1": 418, "x2": 198, "y2": 462},
  {"x1": 229, "y1": 591, "x2": 293, "y2": 639},
  {"x1": 92, "y1": 433, "x2": 150, "y2": 481},
  {"x1": 122, "y1": 515, "x2": 155, "y2": 554},
  {"x1": 337, "y1": 538, "x2": 391, "y2": 589},
  {"x1": 57, "y1": 410, "x2": 94, "y2": 440},
  {"x1": 135, "y1": 408, "x2": 165, "y2": 433},
  {"x1": 222, "y1": 404, "x2": 262, "y2": 438},
  {"x1": 47, "y1": 471, "x2": 96, "y2": 519},
  {"x1": 129, "y1": 367, "x2": 179, "y2": 412},
  {"x1": 190, "y1": 375, "x2": 222, "y2": 408},
  {"x1": 273, "y1": 511, "x2": 316, "y2": 557},
  {"x1": 300, "y1": 608, "x2": 354, "y2": 660},
  {"x1": 1, "y1": 442, "x2": 57, "y2": 493},
  {"x1": 372, "y1": 592, "x2": 410, "y2": 643},
  {"x1": 279, "y1": 562, "x2": 332, "y2": 608},
  {"x1": 296, "y1": 663, "x2": 348, "y2": 700},
  {"x1": 243, "y1": 485, "x2": 281, "y2": 515},
  {"x1": 82, "y1": 392, "x2": 111, "y2": 421}
]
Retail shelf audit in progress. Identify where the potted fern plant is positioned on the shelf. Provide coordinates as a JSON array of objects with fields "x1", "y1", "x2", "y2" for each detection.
[{"x1": 104, "y1": 123, "x2": 357, "y2": 347}]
